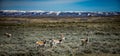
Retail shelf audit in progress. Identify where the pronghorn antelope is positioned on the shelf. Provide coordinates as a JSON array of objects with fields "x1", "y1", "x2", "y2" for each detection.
[
  {"x1": 50, "y1": 39, "x2": 62, "y2": 47},
  {"x1": 4, "y1": 32, "x2": 12, "y2": 37},
  {"x1": 50, "y1": 34, "x2": 65, "y2": 47},
  {"x1": 36, "y1": 40, "x2": 46, "y2": 47},
  {"x1": 80, "y1": 37, "x2": 89, "y2": 46}
]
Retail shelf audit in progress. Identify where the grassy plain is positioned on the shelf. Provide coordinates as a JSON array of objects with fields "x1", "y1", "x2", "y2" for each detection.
[{"x1": 0, "y1": 16, "x2": 120, "y2": 56}]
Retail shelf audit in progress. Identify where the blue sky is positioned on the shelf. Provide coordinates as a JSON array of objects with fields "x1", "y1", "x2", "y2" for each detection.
[{"x1": 0, "y1": 0, "x2": 120, "y2": 12}]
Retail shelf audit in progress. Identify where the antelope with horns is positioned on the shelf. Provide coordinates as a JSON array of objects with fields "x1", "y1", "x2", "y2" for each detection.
[{"x1": 50, "y1": 34, "x2": 65, "y2": 47}]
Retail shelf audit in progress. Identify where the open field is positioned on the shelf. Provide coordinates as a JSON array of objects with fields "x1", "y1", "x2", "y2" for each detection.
[
  {"x1": 0, "y1": 16, "x2": 120, "y2": 23},
  {"x1": 0, "y1": 17, "x2": 120, "y2": 56}
]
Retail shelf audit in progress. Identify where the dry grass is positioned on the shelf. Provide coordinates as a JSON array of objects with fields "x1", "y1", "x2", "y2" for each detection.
[{"x1": 0, "y1": 17, "x2": 120, "y2": 56}]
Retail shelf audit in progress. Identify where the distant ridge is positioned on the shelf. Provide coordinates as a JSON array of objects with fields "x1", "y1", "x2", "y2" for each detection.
[{"x1": 0, "y1": 10, "x2": 120, "y2": 17}]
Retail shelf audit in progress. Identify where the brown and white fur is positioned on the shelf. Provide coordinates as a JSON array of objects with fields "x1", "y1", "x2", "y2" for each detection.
[
  {"x1": 4, "y1": 32, "x2": 12, "y2": 37},
  {"x1": 36, "y1": 40, "x2": 46, "y2": 47},
  {"x1": 80, "y1": 38, "x2": 89, "y2": 46},
  {"x1": 50, "y1": 39, "x2": 62, "y2": 47},
  {"x1": 50, "y1": 34, "x2": 65, "y2": 47}
]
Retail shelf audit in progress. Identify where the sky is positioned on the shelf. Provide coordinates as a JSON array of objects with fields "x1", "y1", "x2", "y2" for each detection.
[{"x1": 0, "y1": 0, "x2": 120, "y2": 12}]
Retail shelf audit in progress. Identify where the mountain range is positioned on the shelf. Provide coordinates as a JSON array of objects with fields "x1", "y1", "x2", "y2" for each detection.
[{"x1": 0, "y1": 10, "x2": 120, "y2": 17}]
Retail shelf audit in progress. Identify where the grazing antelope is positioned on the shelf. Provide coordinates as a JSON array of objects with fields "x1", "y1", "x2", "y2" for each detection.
[
  {"x1": 36, "y1": 40, "x2": 46, "y2": 47},
  {"x1": 80, "y1": 37, "x2": 89, "y2": 46},
  {"x1": 4, "y1": 32, "x2": 12, "y2": 37}
]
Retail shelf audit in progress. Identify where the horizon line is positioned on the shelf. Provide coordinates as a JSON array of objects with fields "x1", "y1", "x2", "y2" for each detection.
[{"x1": 0, "y1": 10, "x2": 120, "y2": 12}]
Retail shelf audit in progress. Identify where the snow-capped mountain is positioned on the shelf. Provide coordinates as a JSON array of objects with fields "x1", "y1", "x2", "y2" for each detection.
[{"x1": 0, "y1": 10, "x2": 120, "y2": 17}]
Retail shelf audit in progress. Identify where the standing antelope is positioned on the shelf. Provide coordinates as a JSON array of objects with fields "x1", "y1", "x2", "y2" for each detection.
[
  {"x1": 50, "y1": 34, "x2": 65, "y2": 47},
  {"x1": 50, "y1": 39, "x2": 62, "y2": 47},
  {"x1": 36, "y1": 40, "x2": 47, "y2": 47},
  {"x1": 80, "y1": 37, "x2": 89, "y2": 46},
  {"x1": 4, "y1": 32, "x2": 12, "y2": 37}
]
